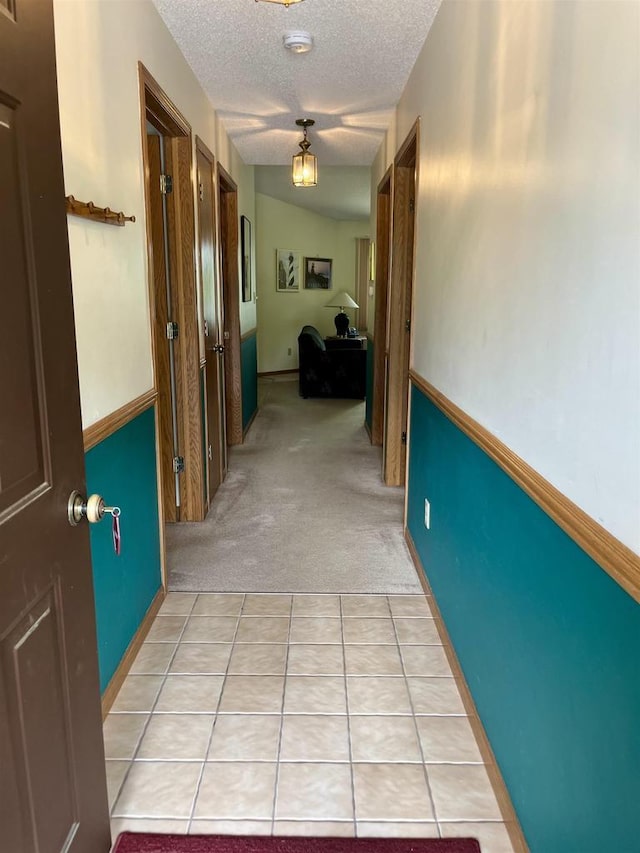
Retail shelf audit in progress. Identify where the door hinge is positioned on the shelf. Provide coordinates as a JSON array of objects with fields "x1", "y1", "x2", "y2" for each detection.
[
  {"x1": 173, "y1": 456, "x2": 185, "y2": 474},
  {"x1": 405, "y1": 319, "x2": 411, "y2": 332},
  {"x1": 198, "y1": 182, "x2": 204, "y2": 202},
  {"x1": 160, "y1": 173, "x2": 173, "y2": 195},
  {"x1": 208, "y1": 444, "x2": 213, "y2": 461},
  {"x1": 166, "y1": 321, "x2": 179, "y2": 340},
  {"x1": 409, "y1": 198, "x2": 415, "y2": 213},
  {"x1": 401, "y1": 431, "x2": 407, "y2": 444}
]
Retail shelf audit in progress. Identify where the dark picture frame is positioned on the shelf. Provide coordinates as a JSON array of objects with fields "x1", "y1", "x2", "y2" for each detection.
[
  {"x1": 304, "y1": 257, "x2": 332, "y2": 290},
  {"x1": 241, "y1": 215, "x2": 252, "y2": 302},
  {"x1": 277, "y1": 248, "x2": 301, "y2": 291}
]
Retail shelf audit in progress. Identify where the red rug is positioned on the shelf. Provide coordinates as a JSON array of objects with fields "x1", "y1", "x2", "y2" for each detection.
[{"x1": 112, "y1": 834, "x2": 480, "y2": 853}]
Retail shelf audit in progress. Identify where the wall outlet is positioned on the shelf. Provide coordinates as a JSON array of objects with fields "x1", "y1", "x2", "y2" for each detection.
[
  {"x1": 424, "y1": 498, "x2": 431, "y2": 530},
  {"x1": 288, "y1": 347, "x2": 292, "y2": 356}
]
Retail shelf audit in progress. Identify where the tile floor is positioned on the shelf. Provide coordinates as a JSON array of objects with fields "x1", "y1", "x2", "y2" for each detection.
[{"x1": 106, "y1": 593, "x2": 514, "y2": 853}]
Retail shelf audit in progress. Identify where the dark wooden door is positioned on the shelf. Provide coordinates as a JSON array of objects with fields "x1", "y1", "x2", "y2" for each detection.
[
  {"x1": 197, "y1": 143, "x2": 225, "y2": 501},
  {"x1": 0, "y1": 2, "x2": 111, "y2": 851}
]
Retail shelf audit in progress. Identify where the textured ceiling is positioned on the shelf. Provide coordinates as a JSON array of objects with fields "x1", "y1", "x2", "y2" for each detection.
[
  {"x1": 152, "y1": 0, "x2": 441, "y2": 166},
  {"x1": 255, "y1": 165, "x2": 371, "y2": 220}
]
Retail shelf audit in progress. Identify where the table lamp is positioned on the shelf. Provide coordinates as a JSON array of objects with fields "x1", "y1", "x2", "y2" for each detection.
[{"x1": 325, "y1": 291, "x2": 359, "y2": 337}]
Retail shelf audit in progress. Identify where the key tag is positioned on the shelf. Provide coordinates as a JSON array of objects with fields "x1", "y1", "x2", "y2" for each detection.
[{"x1": 111, "y1": 507, "x2": 122, "y2": 556}]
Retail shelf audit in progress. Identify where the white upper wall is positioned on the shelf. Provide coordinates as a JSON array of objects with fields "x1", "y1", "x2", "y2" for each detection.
[
  {"x1": 53, "y1": 0, "x2": 255, "y2": 428},
  {"x1": 397, "y1": 0, "x2": 640, "y2": 551}
]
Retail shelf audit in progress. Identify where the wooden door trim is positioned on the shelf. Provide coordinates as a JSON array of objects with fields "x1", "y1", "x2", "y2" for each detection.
[
  {"x1": 217, "y1": 163, "x2": 243, "y2": 446},
  {"x1": 83, "y1": 389, "x2": 157, "y2": 451},
  {"x1": 196, "y1": 135, "x2": 226, "y2": 506},
  {"x1": 139, "y1": 63, "x2": 206, "y2": 523},
  {"x1": 384, "y1": 120, "x2": 420, "y2": 486},
  {"x1": 372, "y1": 165, "x2": 393, "y2": 447}
]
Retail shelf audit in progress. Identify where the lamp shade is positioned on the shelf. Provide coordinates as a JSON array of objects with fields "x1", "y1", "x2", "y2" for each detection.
[
  {"x1": 292, "y1": 150, "x2": 317, "y2": 187},
  {"x1": 324, "y1": 291, "x2": 359, "y2": 310},
  {"x1": 257, "y1": 0, "x2": 305, "y2": 5}
]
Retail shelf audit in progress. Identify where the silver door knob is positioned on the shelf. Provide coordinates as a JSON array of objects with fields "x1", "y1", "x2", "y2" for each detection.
[
  {"x1": 68, "y1": 491, "x2": 121, "y2": 526},
  {"x1": 213, "y1": 344, "x2": 225, "y2": 354}
]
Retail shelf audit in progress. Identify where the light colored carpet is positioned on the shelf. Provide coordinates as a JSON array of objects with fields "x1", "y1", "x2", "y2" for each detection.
[{"x1": 166, "y1": 378, "x2": 421, "y2": 593}]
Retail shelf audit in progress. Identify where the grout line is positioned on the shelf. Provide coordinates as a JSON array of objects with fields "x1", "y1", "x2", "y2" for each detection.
[
  {"x1": 339, "y1": 594, "x2": 358, "y2": 835},
  {"x1": 270, "y1": 595, "x2": 293, "y2": 832},
  {"x1": 107, "y1": 603, "x2": 197, "y2": 818},
  {"x1": 185, "y1": 593, "x2": 245, "y2": 832},
  {"x1": 389, "y1": 602, "x2": 442, "y2": 837}
]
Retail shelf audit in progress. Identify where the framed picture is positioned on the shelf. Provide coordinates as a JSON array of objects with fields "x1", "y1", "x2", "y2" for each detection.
[
  {"x1": 277, "y1": 249, "x2": 301, "y2": 291},
  {"x1": 241, "y1": 215, "x2": 252, "y2": 302},
  {"x1": 304, "y1": 257, "x2": 332, "y2": 290}
]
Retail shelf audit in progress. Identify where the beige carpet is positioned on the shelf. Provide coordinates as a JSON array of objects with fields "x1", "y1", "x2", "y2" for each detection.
[{"x1": 166, "y1": 378, "x2": 421, "y2": 593}]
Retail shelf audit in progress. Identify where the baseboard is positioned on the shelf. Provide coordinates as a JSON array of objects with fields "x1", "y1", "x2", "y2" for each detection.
[
  {"x1": 100, "y1": 586, "x2": 166, "y2": 720},
  {"x1": 243, "y1": 407, "x2": 258, "y2": 439},
  {"x1": 404, "y1": 529, "x2": 529, "y2": 853},
  {"x1": 257, "y1": 369, "x2": 299, "y2": 377}
]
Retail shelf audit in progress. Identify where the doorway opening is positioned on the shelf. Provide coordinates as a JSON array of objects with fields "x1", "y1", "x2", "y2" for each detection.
[
  {"x1": 139, "y1": 64, "x2": 206, "y2": 522},
  {"x1": 371, "y1": 165, "x2": 393, "y2": 448},
  {"x1": 383, "y1": 120, "x2": 419, "y2": 487}
]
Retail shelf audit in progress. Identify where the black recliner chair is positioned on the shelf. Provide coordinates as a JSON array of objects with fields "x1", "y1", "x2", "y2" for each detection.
[{"x1": 297, "y1": 325, "x2": 366, "y2": 399}]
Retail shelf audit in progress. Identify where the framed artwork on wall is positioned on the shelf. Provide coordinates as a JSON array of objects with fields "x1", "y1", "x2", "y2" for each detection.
[
  {"x1": 241, "y1": 215, "x2": 252, "y2": 302},
  {"x1": 304, "y1": 257, "x2": 332, "y2": 290},
  {"x1": 277, "y1": 248, "x2": 301, "y2": 291}
]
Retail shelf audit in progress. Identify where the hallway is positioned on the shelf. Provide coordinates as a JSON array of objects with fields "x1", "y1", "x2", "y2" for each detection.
[
  {"x1": 166, "y1": 379, "x2": 421, "y2": 594},
  {"x1": 105, "y1": 384, "x2": 515, "y2": 853}
]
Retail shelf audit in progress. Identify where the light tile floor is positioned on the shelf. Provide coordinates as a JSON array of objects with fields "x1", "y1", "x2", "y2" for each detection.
[{"x1": 106, "y1": 593, "x2": 514, "y2": 853}]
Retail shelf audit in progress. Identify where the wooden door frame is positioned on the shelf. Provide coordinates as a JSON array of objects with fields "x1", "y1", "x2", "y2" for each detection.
[
  {"x1": 196, "y1": 135, "x2": 227, "y2": 505},
  {"x1": 217, "y1": 163, "x2": 243, "y2": 446},
  {"x1": 371, "y1": 165, "x2": 393, "y2": 447},
  {"x1": 139, "y1": 63, "x2": 206, "y2": 522},
  {"x1": 383, "y1": 119, "x2": 420, "y2": 486}
]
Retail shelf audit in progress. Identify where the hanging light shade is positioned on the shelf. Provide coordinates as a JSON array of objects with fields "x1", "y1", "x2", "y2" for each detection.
[
  {"x1": 292, "y1": 118, "x2": 318, "y2": 187},
  {"x1": 256, "y1": 0, "x2": 305, "y2": 6}
]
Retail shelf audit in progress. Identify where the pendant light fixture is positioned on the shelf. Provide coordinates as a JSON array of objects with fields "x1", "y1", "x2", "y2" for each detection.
[
  {"x1": 292, "y1": 118, "x2": 318, "y2": 187},
  {"x1": 256, "y1": 0, "x2": 305, "y2": 6}
]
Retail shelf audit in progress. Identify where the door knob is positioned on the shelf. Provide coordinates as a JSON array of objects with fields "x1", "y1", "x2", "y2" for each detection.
[
  {"x1": 213, "y1": 344, "x2": 225, "y2": 354},
  {"x1": 68, "y1": 491, "x2": 121, "y2": 526}
]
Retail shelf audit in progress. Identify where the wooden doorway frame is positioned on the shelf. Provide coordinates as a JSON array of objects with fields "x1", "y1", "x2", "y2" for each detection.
[
  {"x1": 371, "y1": 165, "x2": 393, "y2": 447},
  {"x1": 139, "y1": 63, "x2": 206, "y2": 522},
  {"x1": 383, "y1": 119, "x2": 420, "y2": 486},
  {"x1": 196, "y1": 135, "x2": 227, "y2": 506},
  {"x1": 217, "y1": 163, "x2": 243, "y2": 446}
]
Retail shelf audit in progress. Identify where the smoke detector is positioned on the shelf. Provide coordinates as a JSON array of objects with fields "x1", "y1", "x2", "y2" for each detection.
[{"x1": 283, "y1": 31, "x2": 313, "y2": 54}]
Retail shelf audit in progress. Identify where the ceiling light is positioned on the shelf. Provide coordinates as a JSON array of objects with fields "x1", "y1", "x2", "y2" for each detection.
[
  {"x1": 292, "y1": 119, "x2": 317, "y2": 187},
  {"x1": 255, "y1": 0, "x2": 306, "y2": 7},
  {"x1": 283, "y1": 31, "x2": 313, "y2": 53}
]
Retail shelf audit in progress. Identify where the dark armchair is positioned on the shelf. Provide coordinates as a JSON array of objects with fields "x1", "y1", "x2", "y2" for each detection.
[{"x1": 297, "y1": 325, "x2": 366, "y2": 399}]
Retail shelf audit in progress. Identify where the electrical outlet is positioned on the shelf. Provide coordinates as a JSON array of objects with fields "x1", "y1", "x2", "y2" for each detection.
[
  {"x1": 424, "y1": 498, "x2": 431, "y2": 530},
  {"x1": 288, "y1": 347, "x2": 292, "y2": 356}
]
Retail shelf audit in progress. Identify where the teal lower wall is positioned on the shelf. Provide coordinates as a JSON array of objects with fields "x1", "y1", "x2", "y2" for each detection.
[
  {"x1": 407, "y1": 384, "x2": 640, "y2": 853},
  {"x1": 241, "y1": 331, "x2": 258, "y2": 432},
  {"x1": 365, "y1": 338, "x2": 374, "y2": 432},
  {"x1": 85, "y1": 406, "x2": 162, "y2": 694}
]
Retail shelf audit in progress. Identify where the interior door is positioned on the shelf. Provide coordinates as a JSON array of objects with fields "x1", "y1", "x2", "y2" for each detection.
[
  {"x1": 197, "y1": 142, "x2": 226, "y2": 500},
  {"x1": 0, "y1": 2, "x2": 111, "y2": 851}
]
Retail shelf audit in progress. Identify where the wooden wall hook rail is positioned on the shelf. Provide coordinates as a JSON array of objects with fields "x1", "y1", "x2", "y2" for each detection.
[{"x1": 65, "y1": 195, "x2": 136, "y2": 227}]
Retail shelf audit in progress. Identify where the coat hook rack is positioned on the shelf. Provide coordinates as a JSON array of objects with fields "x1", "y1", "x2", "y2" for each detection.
[{"x1": 65, "y1": 195, "x2": 136, "y2": 227}]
